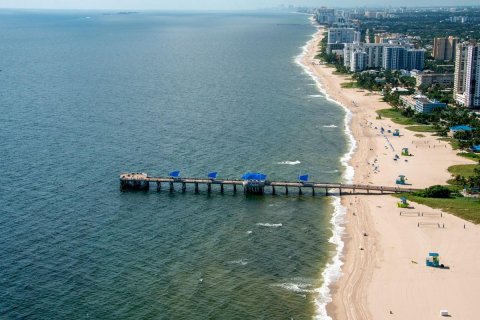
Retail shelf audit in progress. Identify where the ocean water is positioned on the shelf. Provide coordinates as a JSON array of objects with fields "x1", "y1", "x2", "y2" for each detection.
[{"x1": 0, "y1": 11, "x2": 348, "y2": 319}]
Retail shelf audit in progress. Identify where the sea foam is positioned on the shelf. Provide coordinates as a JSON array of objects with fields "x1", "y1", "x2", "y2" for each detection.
[
  {"x1": 277, "y1": 160, "x2": 301, "y2": 165},
  {"x1": 294, "y1": 15, "x2": 356, "y2": 320},
  {"x1": 256, "y1": 223, "x2": 283, "y2": 228}
]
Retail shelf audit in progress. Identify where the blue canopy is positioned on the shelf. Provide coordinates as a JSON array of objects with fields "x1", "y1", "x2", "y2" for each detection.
[
  {"x1": 298, "y1": 174, "x2": 309, "y2": 182},
  {"x1": 472, "y1": 145, "x2": 480, "y2": 152},
  {"x1": 169, "y1": 170, "x2": 180, "y2": 178},
  {"x1": 450, "y1": 125, "x2": 473, "y2": 132},
  {"x1": 241, "y1": 172, "x2": 267, "y2": 180},
  {"x1": 208, "y1": 172, "x2": 218, "y2": 179}
]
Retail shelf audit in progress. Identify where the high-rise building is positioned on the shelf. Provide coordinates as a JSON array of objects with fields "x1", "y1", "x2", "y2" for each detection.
[
  {"x1": 350, "y1": 50, "x2": 368, "y2": 72},
  {"x1": 383, "y1": 46, "x2": 406, "y2": 70},
  {"x1": 315, "y1": 8, "x2": 335, "y2": 25},
  {"x1": 454, "y1": 43, "x2": 480, "y2": 108},
  {"x1": 433, "y1": 36, "x2": 459, "y2": 61},
  {"x1": 405, "y1": 49, "x2": 426, "y2": 71},
  {"x1": 327, "y1": 28, "x2": 361, "y2": 44},
  {"x1": 383, "y1": 47, "x2": 425, "y2": 71},
  {"x1": 327, "y1": 27, "x2": 361, "y2": 53}
]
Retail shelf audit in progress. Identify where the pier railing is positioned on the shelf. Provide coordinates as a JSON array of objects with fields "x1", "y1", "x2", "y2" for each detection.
[{"x1": 120, "y1": 173, "x2": 420, "y2": 195}]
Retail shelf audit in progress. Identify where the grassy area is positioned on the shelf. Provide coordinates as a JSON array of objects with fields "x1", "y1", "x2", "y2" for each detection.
[
  {"x1": 376, "y1": 108, "x2": 417, "y2": 125},
  {"x1": 404, "y1": 125, "x2": 437, "y2": 132},
  {"x1": 458, "y1": 152, "x2": 480, "y2": 161},
  {"x1": 448, "y1": 164, "x2": 479, "y2": 178},
  {"x1": 447, "y1": 164, "x2": 479, "y2": 185},
  {"x1": 377, "y1": 109, "x2": 441, "y2": 133},
  {"x1": 394, "y1": 193, "x2": 480, "y2": 224},
  {"x1": 439, "y1": 137, "x2": 460, "y2": 150},
  {"x1": 414, "y1": 133, "x2": 425, "y2": 138},
  {"x1": 341, "y1": 82, "x2": 360, "y2": 89}
]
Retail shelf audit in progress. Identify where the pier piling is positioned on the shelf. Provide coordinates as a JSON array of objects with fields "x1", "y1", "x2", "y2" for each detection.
[{"x1": 120, "y1": 173, "x2": 419, "y2": 197}]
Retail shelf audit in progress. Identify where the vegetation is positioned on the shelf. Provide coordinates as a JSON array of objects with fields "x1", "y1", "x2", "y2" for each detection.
[
  {"x1": 358, "y1": 9, "x2": 480, "y2": 48},
  {"x1": 458, "y1": 152, "x2": 480, "y2": 161},
  {"x1": 415, "y1": 185, "x2": 452, "y2": 198},
  {"x1": 377, "y1": 106, "x2": 480, "y2": 148},
  {"x1": 448, "y1": 160, "x2": 480, "y2": 189},
  {"x1": 396, "y1": 194, "x2": 480, "y2": 224}
]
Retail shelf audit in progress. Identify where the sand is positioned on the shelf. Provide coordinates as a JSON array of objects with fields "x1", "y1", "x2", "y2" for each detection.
[{"x1": 301, "y1": 25, "x2": 480, "y2": 319}]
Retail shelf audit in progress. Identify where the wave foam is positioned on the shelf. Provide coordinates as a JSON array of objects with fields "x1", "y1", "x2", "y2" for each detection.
[
  {"x1": 228, "y1": 259, "x2": 249, "y2": 266},
  {"x1": 273, "y1": 282, "x2": 320, "y2": 294},
  {"x1": 256, "y1": 223, "x2": 282, "y2": 228},
  {"x1": 277, "y1": 160, "x2": 301, "y2": 165},
  {"x1": 294, "y1": 15, "x2": 356, "y2": 320},
  {"x1": 322, "y1": 124, "x2": 338, "y2": 128}
]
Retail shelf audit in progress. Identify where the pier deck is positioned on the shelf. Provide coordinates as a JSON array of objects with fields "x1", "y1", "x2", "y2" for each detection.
[{"x1": 120, "y1": 173, "x2": 420, "y2": 195}]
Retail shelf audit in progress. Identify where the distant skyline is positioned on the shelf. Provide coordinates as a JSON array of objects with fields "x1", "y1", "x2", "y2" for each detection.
[{"x1": 0, "y1": 0, "x2": 479, "y2": 10}]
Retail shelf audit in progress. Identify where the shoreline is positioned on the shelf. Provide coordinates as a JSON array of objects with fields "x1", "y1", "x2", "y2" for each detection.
[
  {"x1": 301, "y1": 19, "x2": 480, "y2": 319},
  {"x1": 295, "y1": 18, "x2": 355, "y2": 319}
]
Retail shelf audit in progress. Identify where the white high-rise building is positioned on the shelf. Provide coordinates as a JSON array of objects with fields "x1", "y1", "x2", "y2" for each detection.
[
  {"x1": 454, "y1": 43, "x2": 480, "y2": 108},
  {"x1": 328, "y1": 28, "x2": 361, "y2": 44},
  {"x1": 350, "y1": 51, "x2": 368, "y2": 72}
]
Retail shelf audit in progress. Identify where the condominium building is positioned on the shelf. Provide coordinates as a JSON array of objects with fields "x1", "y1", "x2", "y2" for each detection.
[
  {"x1": 433, "y1": 36, "x2": 458, "y2": 61},
  {"x1": 383, "y1": 46, "x2": 406, "y2": 70},
  {"x1": 327, "y1": 28, "x2": 361, "y2": 44},
  {"x1": 405, "y1": 49, "x2": 426, "y2": 71},
  {"x1": 350, "y1": 51, "x2": 368, "y2": 72},
  {"x1": 344, "y1": 43, "x2": 386, "y2": 71},
  {"x1": 315, "y1": 8, "x2": 336, "y2": 25},
  {"x1": 454, "y1": 42, "x2": 480, "y2": 108},
  {"x1": 383, "y1": 47, "x2": 425, "y2": 71},
  {"x1": 415, "y1": 72, "x2": 454, "y2": 87},
  {"x1": 327, "y1": 27, "x2": 361, "y2": 53}
]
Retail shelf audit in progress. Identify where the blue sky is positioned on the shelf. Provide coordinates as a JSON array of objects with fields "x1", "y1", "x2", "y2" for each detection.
[{"x1": 0, "y1": 0, "x2": 477, "y2": 10}]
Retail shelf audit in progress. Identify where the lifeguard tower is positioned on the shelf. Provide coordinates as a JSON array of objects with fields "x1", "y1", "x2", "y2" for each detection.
[
  {"x1": 401, "y1": 148, "x2": 410, "y2": 156},
  {"x1": 398, "y1": 197, "x2": 409, "y2": 208},
  {"x1": 242, "y1": 173, "x2": 267, "y2": 195},
  {"x1": 396, "y1": 175, "x2": 407, "y2": 185},
  {"x1": 426, "y1": 252, "x2": 440, "y2": 267},
  {"x1": 393, "y1": 129, "x2": 400, "y2": 136}
]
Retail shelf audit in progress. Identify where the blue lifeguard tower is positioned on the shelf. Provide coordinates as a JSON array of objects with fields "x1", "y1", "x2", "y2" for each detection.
[
  {"x1": 242, "y1": 172, "x2": 267, "y2": 194},
  {"x1": 396, "y1": 175, "x2": 407, "y2": 185},
  {"x1": 398, "y1": 197, "x2": 409, "y2": 208},
  {"x1": 393, "y1": 129, "x2": 400, "y2": 136},
  {"x1": 426, "y1": 252, "x2": 440, "y2": 267}
]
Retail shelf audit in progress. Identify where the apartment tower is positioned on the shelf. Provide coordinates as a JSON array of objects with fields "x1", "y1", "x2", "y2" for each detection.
[
  {"x1": 454, "y1": 42, "x2": 480, "y2": 108},
  {"x1": 433, "y1": 36, "x2": 458, "y2": 61}
]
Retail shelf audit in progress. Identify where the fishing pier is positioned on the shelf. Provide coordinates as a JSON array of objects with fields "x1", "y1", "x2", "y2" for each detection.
[{"x1": 120, "y1": 172, "x2": 419, "y2": 196}]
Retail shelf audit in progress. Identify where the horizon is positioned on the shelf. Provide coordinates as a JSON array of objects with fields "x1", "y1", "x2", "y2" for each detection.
[{"x1": 1, "y1": 1, "x2": 480, "y2": 11}]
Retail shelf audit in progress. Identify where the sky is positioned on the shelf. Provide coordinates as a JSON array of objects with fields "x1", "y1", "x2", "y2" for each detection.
[{"x1": 0, "y1": 0, "x2": 477, "y2": 10}]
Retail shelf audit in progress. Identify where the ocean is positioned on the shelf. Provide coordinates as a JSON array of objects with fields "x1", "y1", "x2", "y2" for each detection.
[{"x1": 0, "y1": 10, "x2": 349, "y2": 319}]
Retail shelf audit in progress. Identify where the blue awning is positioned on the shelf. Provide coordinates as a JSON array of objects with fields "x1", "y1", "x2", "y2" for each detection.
[
  {"x1": 169, "y1": 170, "x2": 180, "y2": 178},
  {"x1": 298, "y1": 174, "x2": 309, "y2": 182},
  {"x1": 242, "y1": 172, "x2": 267, "y2": 180},
  {"x1": 450, "y1": 125, "x2": 473, "y2": 132},
  {"x1": 208, "y1": 172, "x2": 218, "y2": 179}
]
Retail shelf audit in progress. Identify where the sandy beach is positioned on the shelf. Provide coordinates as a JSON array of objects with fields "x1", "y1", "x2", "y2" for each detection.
[{"x1": 301, "y1": 25, "x2": 480, "y2": 319}]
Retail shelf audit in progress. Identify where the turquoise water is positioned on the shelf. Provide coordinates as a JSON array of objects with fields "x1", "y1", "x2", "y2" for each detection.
[{"x1": 0, "y1": 11, "x2": 347, "y2": 319}]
